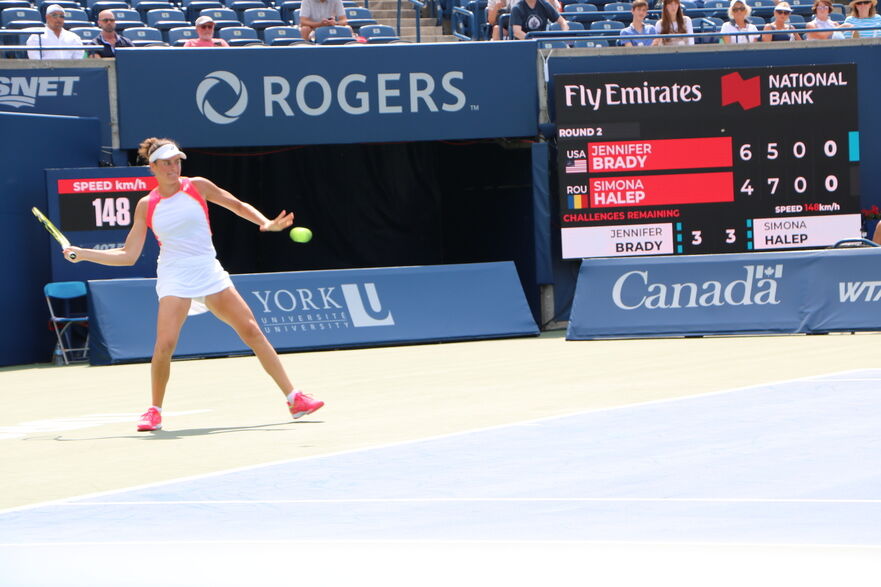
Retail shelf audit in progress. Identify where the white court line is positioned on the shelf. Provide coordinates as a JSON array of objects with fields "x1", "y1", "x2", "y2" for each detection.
[
  {"x1": 1, "y1": 539, "x2": 880, "y2": 549},
  {"x1": 58, "y1": 497, "x2": 881, "y2": 506},
  {"x1": 0, "y1": 367, "x2": 873, "y2": 517}
]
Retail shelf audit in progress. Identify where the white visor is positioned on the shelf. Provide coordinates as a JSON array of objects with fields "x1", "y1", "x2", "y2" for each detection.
[{"x1": 149, "y1": 143, "x2": 187, "y2": 163}]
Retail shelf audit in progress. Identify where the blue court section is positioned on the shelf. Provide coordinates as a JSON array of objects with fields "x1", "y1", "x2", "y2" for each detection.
[{"x1": 2, "y1": 370, "x2": 880, "y2": 583}]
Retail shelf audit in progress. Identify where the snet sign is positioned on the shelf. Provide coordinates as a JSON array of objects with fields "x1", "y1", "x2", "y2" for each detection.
[{"x1": 0, "y1": 75, "x2": 79, "y2": 108}]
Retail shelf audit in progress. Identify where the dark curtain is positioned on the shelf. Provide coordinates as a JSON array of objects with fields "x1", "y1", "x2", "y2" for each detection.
[{"x1": 156, "y1": 139, "x2": 540, "y2": 318}]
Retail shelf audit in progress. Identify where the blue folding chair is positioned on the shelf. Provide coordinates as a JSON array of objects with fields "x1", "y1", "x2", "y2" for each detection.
[{"x1": 44, "y1": 281, "x2": 89, "y2": 365}]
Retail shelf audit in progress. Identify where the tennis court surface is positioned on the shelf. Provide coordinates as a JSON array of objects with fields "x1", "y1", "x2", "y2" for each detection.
[{"x1": 1, "y1": 333, "x2": 880, "y2": 585}]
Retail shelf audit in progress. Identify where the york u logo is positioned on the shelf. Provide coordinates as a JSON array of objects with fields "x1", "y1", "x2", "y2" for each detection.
[
  {"x1": 341, "y1": 283, "x2": 395, "y2": 327},
  {"x1": 721, "y1": 72, "x2": 761, "y2": 111}
]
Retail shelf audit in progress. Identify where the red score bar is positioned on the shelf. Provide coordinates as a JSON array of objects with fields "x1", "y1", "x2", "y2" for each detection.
[
  {"x1": 587, "y1": 137, "x2": 733, "y2": 173},
  {"x1": 589, "y1": 172, "x2": 734, "y2": 208}
]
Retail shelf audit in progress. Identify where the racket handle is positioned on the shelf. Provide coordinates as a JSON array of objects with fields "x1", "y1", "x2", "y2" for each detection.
[{"x1": 68, "y1": 251, "x2": 77, "y2": 260}]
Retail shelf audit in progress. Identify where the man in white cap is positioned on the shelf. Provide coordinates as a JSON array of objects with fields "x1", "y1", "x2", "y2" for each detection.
[
  {"x1": 26, "y1": 4, "x2": 84, "y2": 60},
  {"x1": 183, "y1": 15, "x2": 230, "y2": 46}
]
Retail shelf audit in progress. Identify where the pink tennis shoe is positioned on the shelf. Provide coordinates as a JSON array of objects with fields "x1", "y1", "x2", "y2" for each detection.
[
  {"x1": 288, "y1": 391, "x2": 324, "y2": 419},
  {"x1": 136, "y1": 407, "x2": 162, "y2": 431}
]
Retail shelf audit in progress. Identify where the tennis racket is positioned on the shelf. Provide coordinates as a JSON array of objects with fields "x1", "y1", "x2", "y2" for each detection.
[{"x1": 32, "y1": 207, "x2": 76, "y2": 260}]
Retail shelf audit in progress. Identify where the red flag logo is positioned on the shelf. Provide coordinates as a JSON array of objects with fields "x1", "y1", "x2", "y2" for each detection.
[{"x1": 720, "y1": 72, "x2": 761, "y2": 110}]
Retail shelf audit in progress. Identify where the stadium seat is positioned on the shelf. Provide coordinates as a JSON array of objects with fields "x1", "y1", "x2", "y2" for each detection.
[
  {"x1": 44, "y1": 281, "x2": 89, "y2": 365},
  {"x1": 0, "y1": 0, "x2": 31, "y2": 12},
  {"x1": 358, "y1": 23, "x2": 399, "y2": 42},
  {"x1": 242, "y1": 7, "x2": 285, "y2": 31},
  {"x1": 262, "y1": 24, "x2": 305, "y2": 43},
  {"x1": 90, "y1": 2, "x2": 128, "y2": 20},
  {"x1": 538, "y1": 39, "x2": 569, "y2": 48},
  {"x1": 218, "y1": 24, "x2": 263, "y2": 44},
  {"x1": 829, "y1": 11, "x2": 844, "y2": 22},
  {"x1": 36, "y1": 0, "x2": 79, "y2": 15},
  {"x1": 549, "y1": 19, "x2": 584, "y2": 30},
  {"x1": 313, "y1": 24, "x2": 355, "y2": 44},
  {"x1": 591, "y1": 18, "x2": 625, "y2": 30},
  {"x1": 562, "y1": 3, "x2": 607, "y2": 24},
  {"x1": 787, "y1": 12, "x2": 805, "y2": 24},
  {"x1": 749, "y1": 14, "x2": 765, "y2": 25},
  {"x1": 199, "y1": 7, "x2": 241, "y2": 28},
  {"x1": 146, "y1": 7, "x2": 189, "y2": 38},
  {"x1": 226, "y1": 0, "x2": 267, "y2": 18},
  {"x1": 167, "y1": 24, "x2": 197, "y2": 44},
  {"x1": 109, "y1": 8, "x2": 146, "y2": 30},
  {"x1": 277, "y1": 0, "x2": 301, "y2": 22},
  {"x1": 602, "y1": 2, "x2": 632, "y2": 22},
  {"x1": 1, "y1": 7, "x2": 42, "y2": 28},
  {"x1": 122, "y1": 25, "x2": 166, "y2": 45},
  {"x1": 344, "y1": 7, "x2": 377, "y2": 30},
  {"x1": 182, "y1": 0, "x2": 223, "y2": 22},
  {"x1": 62, "y1": 7, "x2": 91, "y2": 28},
  {"x1": 750, "y1": 0, "x2": 776, "y2": 16},
  {"x1": 70, "y1": 25, "x2": 101, "y2": 41},
  {"x1": 788, "y1": 0, "x2": 813, "y2": 14},
  {"x1": 131, "y1": 0, "x2": 174, "y2": 21},
  {"x1": 572, "y1": 37, "x2": 607, "y2": 46}
]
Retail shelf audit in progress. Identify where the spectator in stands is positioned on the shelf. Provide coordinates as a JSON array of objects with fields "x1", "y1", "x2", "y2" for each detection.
[
  {"x1": 61, "y1": 137, "x2": 324, "y2": 432},
  {"x1": 721, "y1": 0, "x2": 759, "y2": 42},
  {"x1": 762, "y1": 2, "x2": 802, "y2": 41},
  {"x1": 184, "y1": 15, "x2": 231, "y2": 46},
  {"x1": 511, "y1": 0, "x2": 568, "y2": 39},
  {"x1": 651, "y1": 0, "x2": 694, "y2": 45},
  {"x1": 26, "y1": 4, "x2": 84, "y2": 60},
  {"x1": 842, "y1": 0, "x2": 881, "y2": 37},
  {"x1": 618, "y1": 0, "x2": 658, "y2": 46},
  {"x1": 489, "y1": 0, "x2": 513, "y2": 40},
  {"x1": 89, "y1": 9, "x2": 134, "y2": 57},
  {"x1": 299, "y1": 0, "x2": 353, "y2": 41},
  {"x1": 805, "y1": 0, "x2": 846, "y2": 38}
]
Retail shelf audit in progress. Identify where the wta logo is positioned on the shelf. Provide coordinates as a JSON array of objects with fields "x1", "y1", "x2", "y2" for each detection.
[
  {"x1": 721, "y1": 72, "x2": 761, "y2": 110},
  {"x1": 196, "y1": 71, "x2": 248, "y2": 125}
]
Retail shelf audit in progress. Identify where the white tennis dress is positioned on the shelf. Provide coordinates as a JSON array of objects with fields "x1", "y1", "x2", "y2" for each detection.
[{"x1": 146, "y1": 177, "x2": 232, "y2": 307}]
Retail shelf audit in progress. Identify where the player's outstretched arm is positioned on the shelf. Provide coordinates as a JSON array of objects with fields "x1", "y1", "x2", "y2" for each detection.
[
  {"x1": 64, "y1": 198, "x2": 149, "y2": 265},
  {"x1": 191, "y1": 176, "x2": 294, "y2": 232}
]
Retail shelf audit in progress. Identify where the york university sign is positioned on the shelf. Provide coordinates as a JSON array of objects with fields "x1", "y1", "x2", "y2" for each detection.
[{"x1": 250, "y1": 282, "x2": 395, "y2": 334}]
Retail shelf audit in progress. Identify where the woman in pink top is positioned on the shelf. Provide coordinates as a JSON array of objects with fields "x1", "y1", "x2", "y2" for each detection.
[
  {"x1": 183, "y1": 15, "x2": 231, "y2": 47},
  {"x1": 63, "y1": 137, "x2": 324, "y2": 431}
]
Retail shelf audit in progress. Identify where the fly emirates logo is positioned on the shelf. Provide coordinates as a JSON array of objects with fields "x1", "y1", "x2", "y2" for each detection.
[{"x1": 563, "y1": 81, "x2": 703, "y2": 111}]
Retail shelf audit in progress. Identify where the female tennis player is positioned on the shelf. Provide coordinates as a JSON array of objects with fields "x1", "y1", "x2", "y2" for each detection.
[{"x1": 63, "y1": 137, "x2": 324, "y2": 431}]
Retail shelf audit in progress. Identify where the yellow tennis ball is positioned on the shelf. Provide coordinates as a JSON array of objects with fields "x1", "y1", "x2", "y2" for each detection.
[{"x1": 289, "y1": 226, "x2": 313, "y2": 243}]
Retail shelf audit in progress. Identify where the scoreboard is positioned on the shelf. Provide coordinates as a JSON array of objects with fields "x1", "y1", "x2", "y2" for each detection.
[
  {"x1": 555, "y1": 64, "x2": 860, "y2": 259},
  {"x1": 46, "y1": 167, "x2": 159, "y2": 282}
]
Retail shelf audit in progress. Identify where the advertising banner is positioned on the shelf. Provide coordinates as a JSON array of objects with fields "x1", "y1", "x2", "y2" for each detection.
[
  {"x1": 567, "y1": 247, "x2": 881, "y2": 339},
  {"x1": 115, "y1": 43, "x2": 538, "y2": 148},
  {"x1": 88, "y1": 262, "x2": 538, "y2": 365},
  {"x1": 0, "y1": 67, "x2": 112, "y2": 148},
  {"x1": 45, "y1": 167, "x2": 159, "y2": 282}
]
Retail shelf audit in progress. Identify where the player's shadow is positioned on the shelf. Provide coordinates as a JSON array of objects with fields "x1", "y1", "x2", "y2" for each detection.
[
  {"x1": 149, "y1": 420, "x2": 324, "y2": 439},
  {"x1": 46, "y1": 420, "x2": 323, "y2": 441}
]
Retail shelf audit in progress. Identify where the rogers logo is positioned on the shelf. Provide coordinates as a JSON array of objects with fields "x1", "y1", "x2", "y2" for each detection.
[{"x1": 196, "y1": 71, "x2": 248, "y2": 125}]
